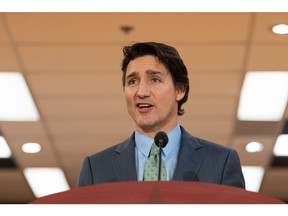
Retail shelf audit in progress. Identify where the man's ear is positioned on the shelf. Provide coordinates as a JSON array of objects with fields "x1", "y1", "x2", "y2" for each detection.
[{"x1": 176, "y1": 85, "x2": 186, "y2": 102}]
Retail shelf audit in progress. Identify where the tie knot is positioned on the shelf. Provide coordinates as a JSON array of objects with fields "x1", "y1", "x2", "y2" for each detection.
[{"x1": 150, "y1": 143, "x2": 159, "y2": 156}]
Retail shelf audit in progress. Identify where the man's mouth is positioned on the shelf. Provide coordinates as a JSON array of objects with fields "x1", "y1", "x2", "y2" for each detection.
[{"x1": 137, "y1": 103, "x2": 153, "y2": 109}]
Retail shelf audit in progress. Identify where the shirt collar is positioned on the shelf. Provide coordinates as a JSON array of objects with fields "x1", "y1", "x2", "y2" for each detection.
[{"x1": 135, "y1": 124, "x2": 181, "y2": 158}]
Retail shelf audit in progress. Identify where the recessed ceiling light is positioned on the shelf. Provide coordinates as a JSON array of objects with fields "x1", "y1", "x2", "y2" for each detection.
[
  {"x1": 0, "y1": 136, "x2": 12, "y2": 158},
  {"x1": 245, "y1": 141, "x2": 264, "y2": 153},
  {"x1": 23, "y1": 167, "x2": 70, "y2": 198},
  {"x1": 0, "y1": 72, "x2": 40, "y2": 121},
  {"x1": 237, "y1": 71, "x2": 288, "y2": 121},
  {"x1": 272, "y1": 24, "x2": 288, "y2": 34},
  {"x1": 273, "y1": 134, "x2": 288, "y2": 156},
  {"x1": 22, "y1": 143, "x2": 41, "y2": 154}
]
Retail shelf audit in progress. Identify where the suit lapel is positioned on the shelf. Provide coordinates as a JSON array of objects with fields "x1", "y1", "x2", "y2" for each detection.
[
  {"x1": 112, "y1": 134, "x2": 138, "y2": 182},
  {"x1": 173, "y1": 127, "x2": 206, "y2": 181}
]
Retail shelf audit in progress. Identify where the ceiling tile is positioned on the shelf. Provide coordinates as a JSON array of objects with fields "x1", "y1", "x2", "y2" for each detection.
[
  {"x1": 18, "y1": 46, "x2": 123, "y2": 72},
  {"x1": 0, "y1": 121, "x2": 48, "y2": 137},
  {"x1": 0, "y1": 15, "x2": 11, "y2": 43},
  {"x1": 0, "y1": 46, "x2": 21, "y2": 70},
  {"x1": 179, "y1": 45, "x2": 246, "y2": 71},
  {"x1": 7, "y1": 136, "x2": 59, "y2": 167},
  {"x1": 6, "y1": 13, "x2": 129, "y2": 43},
  {"x1": 0, "y1": 170, "x2": 34, "y2": 203},
  {"x1": 252, "y1": 13, "x2": 288, "y2": 43},
  {"x1": 234, "y1": 121, "x2": 281, "y2": 136},
  {"x1": 61, "y1": 157, "x2": 84, "y2": 189},
  {"x1": 54, "y1": 134, "x2": 133, "y2": 157},
  {"x1": 189, "y1": 73, "x2": 242, "y2": 96},
  {"x1": 260, "y1": 168, "x2": 288, "y2": 202},
  {"x1": 180, "y1": 119, "x2": 233, "y2": 141},
  {"x1": 6, "y1": 13, "x2": 251, "y2": 43},
  {"x1": 26, "y1": 74, "x2": 123, "y2": 97},
  {"x1": 185, "y1": 97, "x2": 237, "y2": 119},
  {"x1": 231, "y1": 135, "x2": 275, "y2": 166},
  {"x1": 46, "y1": 120, "x2": 134, "y2": 137},
  {"x1": 36, "y1": 98, "x2": 129, "y2": 120},
  {"x1": 247, "y1": 45, "x2": 288, "y2": 70}
]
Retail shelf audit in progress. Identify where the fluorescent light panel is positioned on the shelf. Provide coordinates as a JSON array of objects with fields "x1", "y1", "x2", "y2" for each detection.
[
  {"x1": 237, "y1": 71, "x2": 288, "y2": 121},
  {"x1": 23, "y1": 167, "x2": 70, "y2": 198},
  {"x1": 241, "y1": 166, "x2": 264, "y2": 192},
  {"x1": 0, "y1": 136, "x2": 12, "y2": 158},
  {"x1": 0, "y1": 72, "x2": 40, "y2": 121},
  {"x1": 273, "y1": 134, "x2": 288, "y2": 156}
]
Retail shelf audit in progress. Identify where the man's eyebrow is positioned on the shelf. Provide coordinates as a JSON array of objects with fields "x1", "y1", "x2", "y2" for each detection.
[
  {"x1": 126, "y1": 71, "x2": 138, "y2": 80},
  {"x1": 146, "y1": 70, "x2": 163, "y2": 75},
  {"x1": 126, "y1": 70, "x2": 166, "y2": 80}
]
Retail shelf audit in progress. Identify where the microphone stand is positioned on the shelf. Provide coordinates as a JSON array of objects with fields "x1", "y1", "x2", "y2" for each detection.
[
  {"x1": 158, "y1": 139, "x2": 164, "y2": 181},
  {"x1": 154, "y1": 131, "x2": 168, "y2": 181}
]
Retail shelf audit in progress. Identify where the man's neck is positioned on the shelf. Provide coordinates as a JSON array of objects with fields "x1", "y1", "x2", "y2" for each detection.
[{"x1": 135, "y1": 123, "x2": 179, "y2": 138}]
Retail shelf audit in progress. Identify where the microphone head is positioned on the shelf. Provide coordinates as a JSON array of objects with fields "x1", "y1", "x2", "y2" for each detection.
[{"x1": 154, "y1": 131, "x2": 169, "y2": 148}]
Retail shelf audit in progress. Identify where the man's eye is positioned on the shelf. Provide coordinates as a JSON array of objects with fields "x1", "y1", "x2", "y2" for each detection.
[
  {"x1": 127, "y1": 79, "x2": 138, "y2": 86},
  {"x1": 151, "y1": 78, "x2": 160, "y2": 83}
]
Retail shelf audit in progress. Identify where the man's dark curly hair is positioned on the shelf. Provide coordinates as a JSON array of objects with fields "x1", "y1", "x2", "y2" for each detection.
[{"x1": 121, "y1": 42, "x2": 190, "y2": 116}]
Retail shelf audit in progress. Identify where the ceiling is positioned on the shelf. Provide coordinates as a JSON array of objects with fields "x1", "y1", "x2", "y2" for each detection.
[{"x1": 0, "y1": 12, "x2": 288, "y2": 203}]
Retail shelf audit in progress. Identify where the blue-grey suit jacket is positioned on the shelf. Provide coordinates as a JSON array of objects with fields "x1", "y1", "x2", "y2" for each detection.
[{"x1": 77, "y1": 126, "x2": 245, "y2": 189}]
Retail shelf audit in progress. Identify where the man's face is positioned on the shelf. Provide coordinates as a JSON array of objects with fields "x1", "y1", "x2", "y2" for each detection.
[{"x1": 124, "y1": 55, "x2": 185, "y2": 136}]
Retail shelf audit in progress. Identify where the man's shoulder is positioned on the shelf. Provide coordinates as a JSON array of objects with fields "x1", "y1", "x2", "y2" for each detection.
[
  {"x1": 196, "y1": 136, "x2": 232, "y2": 152},
  {"x1": 180, "y1": 126, "x2": 233, "y2": 152},
  {"x1": 87, "y1": 135, "x2": 134, "y2": 160}
]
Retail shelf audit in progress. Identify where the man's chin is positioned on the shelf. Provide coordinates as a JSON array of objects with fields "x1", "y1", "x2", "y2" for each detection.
[{"x1": 135, "y1": 122, "x2": 161, "y2": 133}]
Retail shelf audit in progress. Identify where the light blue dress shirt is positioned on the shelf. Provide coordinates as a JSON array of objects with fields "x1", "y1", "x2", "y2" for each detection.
[{"x1": 135, "y1": 124, "x2": 181, "y2": 181}]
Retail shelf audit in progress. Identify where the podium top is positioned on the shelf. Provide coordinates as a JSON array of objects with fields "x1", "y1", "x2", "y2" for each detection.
[{"x1": 30, "y1": 181, "x2": 285, "y2": 204}]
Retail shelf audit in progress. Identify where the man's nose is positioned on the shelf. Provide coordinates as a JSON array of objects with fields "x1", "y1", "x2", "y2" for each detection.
[{"x1": 137, "y1": 81, "x2": 151, "y2": 98}]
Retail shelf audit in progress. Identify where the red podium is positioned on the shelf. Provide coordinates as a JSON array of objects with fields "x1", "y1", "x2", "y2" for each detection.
[{"x1": 30, "y1": 181, "x2": 285, "y2": 204}]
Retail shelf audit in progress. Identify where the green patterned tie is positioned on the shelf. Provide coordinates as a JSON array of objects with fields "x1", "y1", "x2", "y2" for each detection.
[{"x1": 144, "y1": 143, "x2": 167, "y2": 181}]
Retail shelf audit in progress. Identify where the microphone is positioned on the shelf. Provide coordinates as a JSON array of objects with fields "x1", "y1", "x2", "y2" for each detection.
[
  {"x1": 154, "y1": 131, "x2": 169, "y2": 148},
  {"x1": 154, "y1": 131, "x2": 169, "y2": 181}
]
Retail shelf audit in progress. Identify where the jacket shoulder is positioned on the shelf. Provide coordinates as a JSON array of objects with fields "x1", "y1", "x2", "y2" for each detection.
[
  {"x1": 88, "y1": 136, "x2": 133, "y2": 161},
  {"x1": 180, "y1": 126, "x2": 235, "y2": 154}
]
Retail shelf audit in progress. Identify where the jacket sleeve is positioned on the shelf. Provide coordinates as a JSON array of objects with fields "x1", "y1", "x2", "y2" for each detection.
[
  {"x1": 76, "y1": 157, "x2": 93, "y2": 187},
  {"x1": 222, "y1": 149, "x2": 246, "y2": 189}
]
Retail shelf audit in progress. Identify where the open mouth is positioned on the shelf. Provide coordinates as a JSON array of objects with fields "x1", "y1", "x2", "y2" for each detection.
[{"x1": 137, "y1": 103, "x2": 153, "y2": 109}]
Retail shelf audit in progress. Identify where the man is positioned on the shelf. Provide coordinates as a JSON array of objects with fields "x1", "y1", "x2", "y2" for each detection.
[{"x1": 77, "y1": 42, "x2": 245, "y2": 189}]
